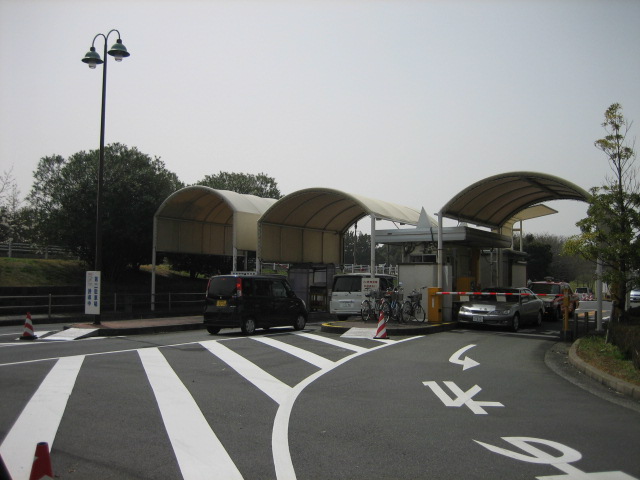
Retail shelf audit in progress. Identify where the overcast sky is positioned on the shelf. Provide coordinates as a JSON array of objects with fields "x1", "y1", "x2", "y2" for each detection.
[{"x1": 1, "y1": 0, "x2": 639, "y2": 237}]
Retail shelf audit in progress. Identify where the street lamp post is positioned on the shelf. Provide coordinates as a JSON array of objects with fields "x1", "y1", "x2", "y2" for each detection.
[{"x1": 82, "y1": 30, "x2": 130, "y2": 324}]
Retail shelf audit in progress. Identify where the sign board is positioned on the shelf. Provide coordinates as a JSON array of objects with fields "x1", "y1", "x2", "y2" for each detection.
[
  {"x1": 362, "y1": 277, "x2": 380, "y2": 293},
  {"x1": 85, "y1": 271, "x2": 101, "y2": 315}
]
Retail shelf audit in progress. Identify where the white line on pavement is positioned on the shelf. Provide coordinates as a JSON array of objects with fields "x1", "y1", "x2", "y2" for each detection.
[
  {"x1": 294, "y1": 332, "x2": 369, "y2": 353},
  {"x1": 200, "y1": 340, "x2": 291, "y2": 405},
  {"x1": 0, "y1": 355, "x2": 84, "y2": 480},
  {"x1": 252, "y1": 336, "x2": 335, "y2": 370},
  {"x1": 138, "y1": 347, "x2": 243, "y2": 480}
]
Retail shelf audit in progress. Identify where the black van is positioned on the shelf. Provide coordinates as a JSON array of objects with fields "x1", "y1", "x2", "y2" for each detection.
[{"x1": 204, "y1": 274, "x2": 307, "y2": 335}]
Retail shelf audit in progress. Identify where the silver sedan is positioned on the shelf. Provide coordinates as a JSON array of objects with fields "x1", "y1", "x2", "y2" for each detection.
[{"x1": 457, "y1": 287, "x2": 544, "y2": 332}]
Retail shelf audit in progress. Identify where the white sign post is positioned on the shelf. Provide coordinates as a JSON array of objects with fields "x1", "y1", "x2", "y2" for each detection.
[{"x1": 85, "y1": 271, "x2": 101, "y2": 315}]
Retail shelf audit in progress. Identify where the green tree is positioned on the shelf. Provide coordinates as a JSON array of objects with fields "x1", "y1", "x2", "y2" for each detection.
[
  {"x1": 0, "y1": 167, "x2": 28, "y2": 246},
  {"x1": 522, "y1": 234, "x2": 553, "y2": 281},
  {"x1": 28, "y1": 155, "x2": 65, "y2": 249},
  {"x1": 564, "y1": 103, "x2": 640, "y2": 314},
  {"x1": 197, "y1": 171, "x2": 282, "y2": 198},
  {"x1": 342, "y1": 230, "x2": 372, "y2": 265},
  {"x1": 29, "y1": 144, "x2": 183, "y2": 278}
]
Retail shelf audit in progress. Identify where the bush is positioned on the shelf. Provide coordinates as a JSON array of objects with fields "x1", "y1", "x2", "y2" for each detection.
[{"x1": 608, "y1": 314, "x2": 640, "y2": 369}]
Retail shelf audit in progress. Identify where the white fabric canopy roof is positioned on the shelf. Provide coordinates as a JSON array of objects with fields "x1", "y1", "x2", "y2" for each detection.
[{"x1": 258, "y1": 187, "x2": 422, "y2": 264}]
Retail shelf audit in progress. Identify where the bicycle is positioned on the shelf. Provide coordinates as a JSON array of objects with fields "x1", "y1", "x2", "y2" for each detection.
[
  {"x1": 401, "y1": 289, "x2": 426, "y2": 323},
  {"x1": 361, "y1": 290, "x2": 390, "y2": 322},
  {"x1": 386, "y1": 286, "x2": 404, "y2": 323}
]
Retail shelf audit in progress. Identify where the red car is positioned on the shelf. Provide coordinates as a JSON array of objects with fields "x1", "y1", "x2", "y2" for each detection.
[{"x1": 529, "y1": 280, "x2": 579, "y2": 321}]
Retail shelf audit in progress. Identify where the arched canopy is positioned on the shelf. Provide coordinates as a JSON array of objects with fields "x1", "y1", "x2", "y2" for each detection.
[
  {"x1": 440, "y1": 171, "x2": 591, "y2": 229},
  {"x1": 258, "y1": 187, "x2": 422, "y2": 264},
  {"x1": 154, "y1": 185, "x2": 277, "y2": 255}
]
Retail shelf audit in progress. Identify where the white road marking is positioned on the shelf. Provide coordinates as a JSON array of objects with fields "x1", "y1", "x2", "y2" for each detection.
[
  {"x1": 475, "y1": 436, "x2": 638, "y2": 479},
  {"x1": 252, "y1": 336, "x2": 334, "y2": 369},
  {"x1": 138, "y1": 348, "x2": 243, "y2": 480},
  {"x1": 41, "y1": 328, "x2": 98, "y2": 341},
  {"x1": 271, "y1": 336, "x2": 419, "y2": 480},
  {"x1": 200, "y1": 340, "x2": 292, "y2": 405},
  {"x1": 295, "y1": 332, "x2": 369, "y2": 353},
  {"x1": 449, "y1": 344, "x2": 480, "y2": 370},
  {"x1": 423, "y1": 380, "x2": 504, "y2": 415},
  {"x1": 0, "y1": 355, "x2": 84, "y2": 480}
]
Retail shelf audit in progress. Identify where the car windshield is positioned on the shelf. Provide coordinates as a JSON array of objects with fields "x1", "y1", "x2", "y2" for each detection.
[{"x1": 530, "y1": 283, "x2": 561, "y2": 295}]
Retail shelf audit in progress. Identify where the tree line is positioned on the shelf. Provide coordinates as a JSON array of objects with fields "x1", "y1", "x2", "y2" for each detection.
[
  {"x1": 0, "y1": 105, "x2": 638, "y2": 313},
  {"x1": 0, "y1": 143, "x2": 281, "y2": 279}
]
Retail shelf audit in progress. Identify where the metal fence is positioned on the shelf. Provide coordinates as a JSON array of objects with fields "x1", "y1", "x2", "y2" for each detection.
[
  {"x1": 0, "y1": 291, "x2": 204, "y2": 319},
  {"x1": 0, "y1": 242, "x2": 76, "y2": 259}
]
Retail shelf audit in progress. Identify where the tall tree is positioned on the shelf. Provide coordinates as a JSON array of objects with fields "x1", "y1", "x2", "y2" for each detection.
[
  {"x1": 197, "y1": 171, "x2": 282, "y2": 198},
  {"x1": 522, "y1": 234, "x2": 553, "y2": 281},
  {"x1": 29, "y1": 144, "x2": 183, "y2": 278},
  {"x1": 0, "y1": 167, "x2": 27, "y2": 246},
  {"x1": 564, "y1": 103, "x2": 640, "y2": 314}
]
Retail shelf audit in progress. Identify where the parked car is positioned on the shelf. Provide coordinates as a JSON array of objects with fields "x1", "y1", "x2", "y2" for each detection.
[
  {"x1": 204, "y1": 274, "x2": 307, "y2": 335},
  {"x1": 329, "y1": 273, "x2": 396, "y2": 320},
  {"x1": 575, "y1": 287, "x2": 594, "y2": 300},
  {"x1": 529, "y1": 280, "x2": 579, "y2": 320},
  {"x1": 457, "y1": 287, "x2": 544, "y2": 332},
  {"x1": 631, "y1": 288, "x2": 640, "y2": 304}
]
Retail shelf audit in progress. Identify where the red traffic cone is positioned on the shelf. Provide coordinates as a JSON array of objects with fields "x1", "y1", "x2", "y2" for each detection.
[
  {"x1": 29, "y1": 442, "x2": 53, "y2": 480},
  {"x1": 19, "y1": 312, "x2": 37, "y2": 341},
  {"x1": 373, "y1": 309, "x2": 388, "y2": 339}
]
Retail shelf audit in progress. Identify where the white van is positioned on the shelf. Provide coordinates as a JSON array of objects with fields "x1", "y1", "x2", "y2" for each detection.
[{"x1": 329, "y1": 273, "x2": 396, "y2": 320}]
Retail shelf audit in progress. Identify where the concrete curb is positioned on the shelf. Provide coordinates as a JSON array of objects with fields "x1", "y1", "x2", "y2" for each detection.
[{"x1": 569, "y1": 338, "x2": 640, "y2": 401}]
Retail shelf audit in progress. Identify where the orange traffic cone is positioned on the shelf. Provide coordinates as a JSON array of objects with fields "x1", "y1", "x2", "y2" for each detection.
[
  {"x1": 19, "y1": 312, "x2": 37, "y2": 341},
  {"x1": 373, "y1": 309, "x2": 388, "y2": 339},
  {"x1": 29, "y1": 442, "x2": 53, "y2": 480}
]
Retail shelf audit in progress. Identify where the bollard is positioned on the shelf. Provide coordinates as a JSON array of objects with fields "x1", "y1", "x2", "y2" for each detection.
[{"x1": 584, "y1": 312, "x2": 589, "y2": 335}]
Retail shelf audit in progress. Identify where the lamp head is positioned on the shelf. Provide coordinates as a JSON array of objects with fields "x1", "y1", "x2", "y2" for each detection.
[
  {"x1": 108, "y1": 38, "x2": 130, "y2": 62},
  {"x1": 82, "y1": 47, "x2": 103, "y2": 69}
]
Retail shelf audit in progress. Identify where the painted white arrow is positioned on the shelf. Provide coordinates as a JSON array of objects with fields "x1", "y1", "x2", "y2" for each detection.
[{"x1": 449, "y1": 344, "x2": 479, "y2": 370}]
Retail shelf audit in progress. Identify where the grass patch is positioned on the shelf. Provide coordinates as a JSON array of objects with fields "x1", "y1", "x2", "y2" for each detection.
[
  {"x1": 577, "y1": 335, "x2": 640, "y2": 387},
  {"x1": 0, "y1": 257, "x2": 87, "y2": 287},
  {"x1": 0, "y1": 257, "x2": 207, "y2": 292}
]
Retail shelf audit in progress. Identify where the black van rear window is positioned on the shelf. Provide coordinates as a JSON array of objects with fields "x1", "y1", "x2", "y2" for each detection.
[{"x1": 208, "y1": 277, "x2": 237, "y2": 297}]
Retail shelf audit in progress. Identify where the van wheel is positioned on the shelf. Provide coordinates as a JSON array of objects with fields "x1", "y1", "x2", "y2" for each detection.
[
  {"x1": 206, "y1": 327, "x2": 221, "y2": 335},
  {"x1": 293, "y1": 314, "x2": 306, "y2": 331},
  {"x1": 241, "y1": 318, "x2": 256, "y2": 335}
]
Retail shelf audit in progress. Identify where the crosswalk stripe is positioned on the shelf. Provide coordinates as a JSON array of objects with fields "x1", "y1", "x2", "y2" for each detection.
[
  {"x1": 138, "y1": 347, "x2": 243, "y2": 480},
  {"x1": 200, "y1": 340, "x2": 291, "y2": 405},
  {"x1": 0, "y1": 355, "x2": 84, "y2": 480},
  {"x1": 294, "y1": 332, "x2": 369, "y2": 353},
  {"x1": 252, "y1": 337, "x2": 335, "y2": 370}
]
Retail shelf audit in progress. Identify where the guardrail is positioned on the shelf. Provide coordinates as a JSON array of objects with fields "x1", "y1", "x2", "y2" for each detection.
[
  {"x1": 0, "y1": 242, "x2": 75, "y2": 259},
  {"x1": 342, "y1": 264, "x2": 399, "y2": 275},
  {"x1": 0, "y1": 292, "x2": 204, "y2": 319}
]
